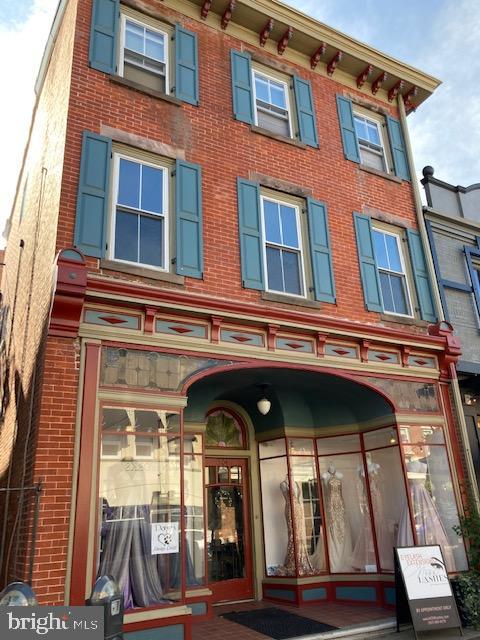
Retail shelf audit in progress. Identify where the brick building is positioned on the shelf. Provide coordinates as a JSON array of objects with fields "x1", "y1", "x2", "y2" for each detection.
[{"x1": 0, "y1": 0, "x2": 473, "y2": 638}]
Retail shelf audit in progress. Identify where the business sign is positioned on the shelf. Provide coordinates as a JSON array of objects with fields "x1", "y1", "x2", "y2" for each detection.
[
  {"x1": 395, "y1": 546, "x2": 461, "y2": 634},
  {"x1": 151, "y1": 521, "x2": 179, "y2": 555},
  {"x1": 0, "y1": 607, "x2": 103, "y2": 640}
]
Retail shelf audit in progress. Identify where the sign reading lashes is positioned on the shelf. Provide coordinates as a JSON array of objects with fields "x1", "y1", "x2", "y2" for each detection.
[
  {"x1": 395, "y1": 545, "x2": 462, "y2": 638},
  {"x1": 151, "y1": 522, "x2": 179, "y2": 555}
]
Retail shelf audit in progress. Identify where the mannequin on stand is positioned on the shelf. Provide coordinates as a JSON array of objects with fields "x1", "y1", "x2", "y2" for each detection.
[
  {"x1": 279, "y1": 476, "x2": 314, "y2": 575},
  {"x1": 322, "y1": 464, "x2": 353, "y2": 572}
]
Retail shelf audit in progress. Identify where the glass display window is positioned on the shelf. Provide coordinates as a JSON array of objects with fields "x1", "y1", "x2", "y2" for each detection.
[
  {"x1": 317, "y1": 434, "x2": 361, "y2": 455},
  {"x1": 259, "y1": 438, "x2": 286, "y2": 459},
  {"x1": 399, "y1": 425, "x2": 467, "y2": 572},
  {"x1": 260, "y1": 456, "x2": 289, "y2": 576},
  {"x1": 97, "y1": 406, "x2": 183, "y2": 610},
  {"x1": 205, "y1": 409, "x2": 246, "y2": 448},
  {"x1": 184, "y1": 438, "x2": 205, "y2": 587},
  {"x1": 363, "y1": 426, "x2": 399, "y2": 449},
  {"x1": 288, "y1": 438, "x2": 314, "y2": 455}
]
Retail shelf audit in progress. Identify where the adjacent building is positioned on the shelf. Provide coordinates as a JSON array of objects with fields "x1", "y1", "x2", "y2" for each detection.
[
  {"x1": 0, "y1": 1, "x2": 472, "y2": 638},
  {"x1": 422, "y1": 166, "x2": 480, "y2": 490}
]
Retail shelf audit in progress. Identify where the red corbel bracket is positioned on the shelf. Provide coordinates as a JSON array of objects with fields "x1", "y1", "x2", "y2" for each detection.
[
  {"x1": 357, "y1": 64, "x2": 373, "y2": 89},
  {"x1": 277, "y1": 26, "x2": 293, "y2": 55},
  {"x1": 201, "y1": 0, "x2": 212, "y2": 20},
  {"x1": 403, "y1": 85, "x2": 418, "y2": 111},
  {"x1": 327, "y1": 51, "x2": 342, "y2": 76},
  {"x1": 401, "y1": 345, "x2": 412, "y2": 367},
  {"x1": 360, "y1": 339, "x2": 370, "y2": 363},
  {"x1": 221, "y1": 0, "x2": 236, "y2": 29},
  {"x1": 372, "y1": 71, "x2": 388, "y2": 95},
  {"x1": 316, "y1": 333, "x2": 327, "y2": 358},
  {"x1": 268, "y1": 324, "x2": 279, "y2": 351},
  {"x1": 144, "y1": 307, "x2": 156, "y2": 334},
  {"x1": 310, "y1": 43, "x2": 326, "y2": 70},
  {"x1": 211, "y1": 316, "x2": 223, "y2": 344},
  {"x1": 260, "y1": 18, "x2": 274, "y2": 47},
  {"x1": 388, "y1": 79, "x2": 404, "y2": 102}
]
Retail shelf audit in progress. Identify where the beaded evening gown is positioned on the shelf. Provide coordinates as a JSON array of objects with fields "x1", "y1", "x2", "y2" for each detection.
[
  {"x1": 397, "y1": 460, "x2": 455, "y2": 572},
  {"x1": 280, "y1": 480, "x2": 315, "y2": 576},
  {"x1": 323, "y1": 471, "x2": 353, "y2": 572}
]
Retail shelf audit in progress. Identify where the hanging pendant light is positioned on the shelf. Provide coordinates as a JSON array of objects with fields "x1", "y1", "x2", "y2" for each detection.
[{"x1": 257, "y1": 384, "x2": 271, "y2": 415}]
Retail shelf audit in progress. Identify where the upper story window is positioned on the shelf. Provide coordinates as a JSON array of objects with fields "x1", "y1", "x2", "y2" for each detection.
[
  {"x1": 74, "y1": 131, "x2": 203, "y2": 279},
  {"x1": 89, "y1": 0, "x2": 199, "y2": 105},
  {"x1": 253, "y1": 71, "x2": 292, "y2": 138},
  {"x1": 120, "y1": 16, "x2": 169, "y2": 94},
  {"x1": 237, "y1": 178, "x2": 335, "y2": 304},
  {"x1": 111, "y1": 154, "x2": 169, "y2": 270},
  {"x1": 354, "y1": 212, "x2": 437, "y2": 322},
  {"x1": 337, "y1": 95, "x2": 410, "y2": 181},
  {"x1": 372, "y1": 228, "x2": 412, "y2": 316},
  {"x1": 353, "y1": 113, "x2": 388, "y2": 173},
  {"x1": 231, "y1": 50, "x2": 319, "y2": 148},
  {"x1": 261, "y1": 196, "x2": 305, "y2": 296}
]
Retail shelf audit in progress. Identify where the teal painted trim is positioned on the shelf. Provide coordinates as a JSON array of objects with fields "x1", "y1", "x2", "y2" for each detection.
[
  {"x1": 386, "y1": 115, "x2": 410, "y2": 180},
  {"x1": 220, "y1": 329, "x2": 264, "y2": 346},
  {"x1": 156, "y1": 320, "x2": 207, "y2": 338},
  {"x1": 384, "y1": 586, "x2": 396, "y2": 606},
  {"x1": 189, "y1": 602, "x2": 207, "y2": 616},
  {"x1": 89, "y1": 0, "x2": 119, "y2": 74},
  {"x1": 302, "y1": 587, "x2": 327, "y2": 601},
  {"x1": 336, "y1": 586, "x2": 376, "y2": 602},
  {"x1": 353, "y1": 212, "x2": 383, "y2": 312},
  {"x1": 293, "y1": 75, "x2": 318, "y2": 148},
  {"x1": 406, "y1": 229, "x2": 437, "y2": 322},
  {"x1": 175, "y1": 25, "x2": 199, "y2": 105},
  {"x1": 74, "y1": 131, "x2": 111, "y2": 258},
  {"x1": 124, "y1": 623, "x2": 183, "y2": 640},
  {"x1": 264, "y1": 588, "x2": 296, "y2": 602},
  {"x1": 237, "y1": 178, "x2": 264, "y2": 290},
  {"x1": 307, "y1": 198, "x2": 336, "y2": 303},
  {"x1": 84, "y1": 310, "x2": 140, "y2": 329},
  {"x1": 336, "y1": 95, "x2": 360, "y2": 163},
  {"x1": 276, "y1": 338, "x2": 313, "y2": 353},
  {"x1": 231, "y1": 50, "x2": 254, "y2": 124},
  {"x1": 175, "y1": 160, "x2": 203, "y2": 278}
]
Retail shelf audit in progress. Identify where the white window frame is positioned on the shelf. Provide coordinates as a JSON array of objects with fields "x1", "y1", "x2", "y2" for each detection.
[
  {"x1": 134, "y1": 435, "x2": 156, "y2": 460},
  {"x1": 101, "y1": 434, "x2": 125, "y2": 459},
  {"x1": 353, "y1": 112, "x2": 388, "y2": 173},
  {"x1": 109, "y1": 152, "x2": 170, "y2": 272},
  {"x1": 260, "y1": 195, "x2": 306, "y2": 298},
  {"x1": 373, "y1": 227, "x2": 414, "y2": 318},
  {"x1": 252, "y1": 70, "x2": 293, "y2": 139},
  {"x1": 119, "y1": 14, "x2": 170, "y2": 94}
]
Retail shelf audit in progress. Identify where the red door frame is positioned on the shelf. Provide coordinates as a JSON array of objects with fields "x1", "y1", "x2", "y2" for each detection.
[{"x1": 205, "y1": 457, "x2": 254, "y2": 603}]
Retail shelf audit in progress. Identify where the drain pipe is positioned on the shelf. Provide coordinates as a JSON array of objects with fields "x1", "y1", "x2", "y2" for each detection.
[{"x1": 397, "y1": 94, "x2": 480, "y2": 506}]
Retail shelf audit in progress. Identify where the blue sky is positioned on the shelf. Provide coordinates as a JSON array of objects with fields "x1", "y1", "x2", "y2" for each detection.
[{"x1": 1, "y1": 0, "x2": 479, "y2": 246}]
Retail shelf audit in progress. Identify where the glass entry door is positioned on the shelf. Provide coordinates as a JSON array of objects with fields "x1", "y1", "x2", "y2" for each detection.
[{"x1": 205, "y1": 458, "x2": 253, "y2": 602}]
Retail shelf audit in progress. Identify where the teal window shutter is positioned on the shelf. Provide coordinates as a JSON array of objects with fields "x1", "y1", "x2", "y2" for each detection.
[
  {"x1": 293, "y1": 76, "x2": 318, "y2": 148},
  {"x1": 74, "y1": 131, "x2": 111, "y2": 258},
  {"x1": 353, "y1": 212, "x2": 383, "y2": 312},
  {"x1": 336, "y1": 95, "x2": 360, "y2": 163},
  {"x1": 175, "y1": 160, "x2": 203, "y2": 278},
  {"x1": 407, "y1": 229, "x2": 437, "y2": 322},
  {"x1": 306, "y1": 198, "x2": 335, "y2": 302},
  {"x1": 231, "y1": 50, "x2": 254, "y2": 124},
  {"x1": 89, "y1": 0, "x2": 119, "y2": 74},
  {"x1": 386, "y1": 116, "x2": 410, "y2": 180},
  {"x1": 237, "y1": 178, "x2": 264, "y2": 290},
  {"x1": 175, "y1": 25, "x2": 199, "y2": 106}
]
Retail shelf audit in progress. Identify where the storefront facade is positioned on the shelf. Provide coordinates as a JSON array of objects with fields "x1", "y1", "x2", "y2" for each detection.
[{"x1": 52, "y1": 256, "x2": 468, "y2": 638}]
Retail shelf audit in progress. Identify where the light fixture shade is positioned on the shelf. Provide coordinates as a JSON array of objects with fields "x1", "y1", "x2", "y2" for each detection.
[{"x1": 257, "y1": 397, "x2": 271, "y2": 415}]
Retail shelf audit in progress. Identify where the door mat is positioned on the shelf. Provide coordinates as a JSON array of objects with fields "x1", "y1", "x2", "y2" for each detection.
[{"x1": 221, "y1": 607, "x2": 338, "y2": 639}]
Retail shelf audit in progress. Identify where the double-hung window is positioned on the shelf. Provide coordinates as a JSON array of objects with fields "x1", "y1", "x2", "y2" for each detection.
[
  {"x1": 111, "y1": 155, "x2": 169, "y2": 270},
  {"x1": 253, "y1": 71, "x2": 292, "y2": 138},
  {"x1": 120, "y1": 16, "x2": 168, "y2": 94},
  {"x1": 372, "y1": 228, "x2": 412, "y2": 316},
  {"x1": 353, "y1": 114, "x2": 387, "y2": 172},
  {"x1": 261, "y1": 196, "x2": 305, "y2": 296}
]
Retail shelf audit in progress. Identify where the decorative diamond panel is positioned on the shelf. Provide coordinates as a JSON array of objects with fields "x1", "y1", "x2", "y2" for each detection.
[
  {"x1": 220, "y1": 329, "x2": 264, "y2": 347},
  {"x1": 407, "y1": 355, "x2": 436, "y2": 368},
  {"x1": 156, "y1": 319, "x2": 208, "y2": 339},
  {"x1": 325, "y1": 344, "x2": 358, "y2": 359},
  {"x1": 369, "y1": 351, "x2": 399, "y2": 364},
  {"x1": 276, "y1": 337, "x2": 314, "y2": 353},
  {"x1": 84, "y1": 309, "x2": 140, "y2": 330}
]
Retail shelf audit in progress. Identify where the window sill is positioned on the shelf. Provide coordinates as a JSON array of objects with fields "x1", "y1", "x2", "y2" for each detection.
[
  {"x1": 359, "y1": 164, "x2": 402, "y2": 184},
  {"x1": 261, "y1": 291, "x2": 322, "y2": 309},
  {"x1": 379, "y1": 313, "x2": 429, "y2": 328},
  {"x1": 250, "y1": 125, "x2": 307, "y2": 149},
  {"x1": 100, "y1": 259, "x2": 185, "y2": 285},
  {"x1": 110, "y1": 75, "x2": 182, "y2": 106}
]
